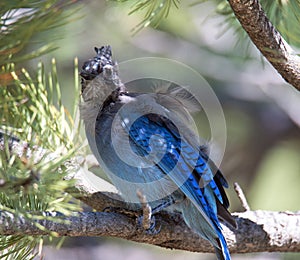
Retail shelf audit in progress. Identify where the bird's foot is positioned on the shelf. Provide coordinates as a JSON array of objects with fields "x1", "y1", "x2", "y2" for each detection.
[{"x1": 137, "y1": 215, "x2": 161, "y2": 235}]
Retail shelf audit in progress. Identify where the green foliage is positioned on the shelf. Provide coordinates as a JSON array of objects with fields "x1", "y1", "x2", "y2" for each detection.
[
  {"x1": 119, "y1": 0, "x2": 300, "y2": 47},
  {"x1": 261, "y1": 0, "x2": 300, "y2": 48},
  {"x1": 0, "y1": 0, "x2": 81, "y2": 258},
  {"x1": 211, "y1": 0, "x2": 300, "y2": 48},
  {"x1": 0, "y1": 0, "x2": 79, "y2": 67},
  {"x1": 0, "y1": 236, "x2": 39, "y2": 260},
  {"x1": 0, "y1": 58, "x2": 81, "y2": 259},
  {"x1": 116, "y1": 0, "x2": 180, "y2": 33}
]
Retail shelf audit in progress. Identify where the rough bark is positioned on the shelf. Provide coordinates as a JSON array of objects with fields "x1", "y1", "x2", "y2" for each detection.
[
  {"x1": 68, "y1": 173, "x2": 300, "y2": 253},
  {"x1": 228, "y1": 0, "x2": 300, "y2": 90},
  {"x1": 0, "y1": 209, "x2": 299, "y2": 254}
]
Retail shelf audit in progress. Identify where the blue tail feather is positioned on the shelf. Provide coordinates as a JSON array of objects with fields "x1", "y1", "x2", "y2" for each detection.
[
  {"x1": 179, "y1": 200, "x2": 231, "y2": 260},
  {"x1": 215, "y1": 229, "x2": 231, "y2": 260}
]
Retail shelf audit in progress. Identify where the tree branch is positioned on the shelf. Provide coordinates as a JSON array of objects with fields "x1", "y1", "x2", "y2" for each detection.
[
  {"x1": 68, "y1": 172, "x2": 300, "y2": 253},
  {"x1": 228, "y1": 0, "x2": 300, "y2": 90},
  {"x1": 1, "y1": 132, "x2": 300, "y2": 253},
  {"x1": 0, "y1": 209, "x2": 299, "y2": 254}
]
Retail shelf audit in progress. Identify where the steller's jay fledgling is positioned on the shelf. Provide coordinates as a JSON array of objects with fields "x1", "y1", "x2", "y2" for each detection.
[{"x1": 80, "y1": 46, "x2": 236, "y2": 260}]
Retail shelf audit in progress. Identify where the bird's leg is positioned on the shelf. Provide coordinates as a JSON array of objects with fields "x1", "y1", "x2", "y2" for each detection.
[
  {"x1": 136, "y1": 191, "x2": 176, "y2": 235},
  {"x1": 151, "y1": 197, "x2": 176, "y2": 214}
]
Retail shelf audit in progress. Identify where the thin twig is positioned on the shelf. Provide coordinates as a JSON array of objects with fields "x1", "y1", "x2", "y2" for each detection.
[
  {"x1": 234, "y1": 182, "x2": 250, "y2": 211},
  {"x1": 136, "y1": 189, "x2": 152, "y2": 230}
]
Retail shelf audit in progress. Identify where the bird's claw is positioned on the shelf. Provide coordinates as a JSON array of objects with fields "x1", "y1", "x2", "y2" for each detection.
[{"x1": 137, "y1": 215, "x2": 161, "y2": 235}]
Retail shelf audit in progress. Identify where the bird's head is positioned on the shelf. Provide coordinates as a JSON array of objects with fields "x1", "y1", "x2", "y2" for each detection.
[
  {"x1": 80, "y1": 45, "x2": 123, "y2": 102},
  {"x1": 80, "y1": 45, "x2": 121, "y2": 94},
  {"x1": 79, "y1": 45, "x2": 125, "y2": 128}
]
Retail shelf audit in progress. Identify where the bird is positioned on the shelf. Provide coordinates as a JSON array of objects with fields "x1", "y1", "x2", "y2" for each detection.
[{"x1": 80, "y1": 45, "x2": 236, "y2": 260}]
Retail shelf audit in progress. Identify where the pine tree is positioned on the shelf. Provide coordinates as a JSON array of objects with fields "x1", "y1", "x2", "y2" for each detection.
[{"x1": 0, "y1": 0, "x2": 299, "y2": 259}]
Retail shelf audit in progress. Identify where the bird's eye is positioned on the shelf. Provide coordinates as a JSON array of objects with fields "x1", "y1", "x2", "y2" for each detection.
[
  {"x1": 80, "y1": 59, "x2": 103, "y2": 80},
  {"x1": 82, "y1": 60, "x2": 91, "y2": 71}
]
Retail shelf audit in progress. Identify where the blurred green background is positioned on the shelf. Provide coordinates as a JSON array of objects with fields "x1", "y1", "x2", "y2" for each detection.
[{"x1": 21, "y1": 0, "x2": 300, "y2": 259}]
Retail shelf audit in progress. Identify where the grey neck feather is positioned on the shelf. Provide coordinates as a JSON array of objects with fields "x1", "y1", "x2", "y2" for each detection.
[{"x1": 80, "y1": 63, "x2": 126, "y2": 134}]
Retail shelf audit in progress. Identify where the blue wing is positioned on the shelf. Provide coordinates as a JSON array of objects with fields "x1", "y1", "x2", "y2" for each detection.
[{"x1": 125, "y1": 113, "x2": 231, "y2": 230}]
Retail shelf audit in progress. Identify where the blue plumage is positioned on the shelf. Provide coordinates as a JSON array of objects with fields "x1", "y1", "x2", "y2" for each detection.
[
  {"x1": 80, "y1": 46, "x2": 236, "y2": 260},
  {"x1": 128, "y1": 113, "x2": 232, "y2": 259}
]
